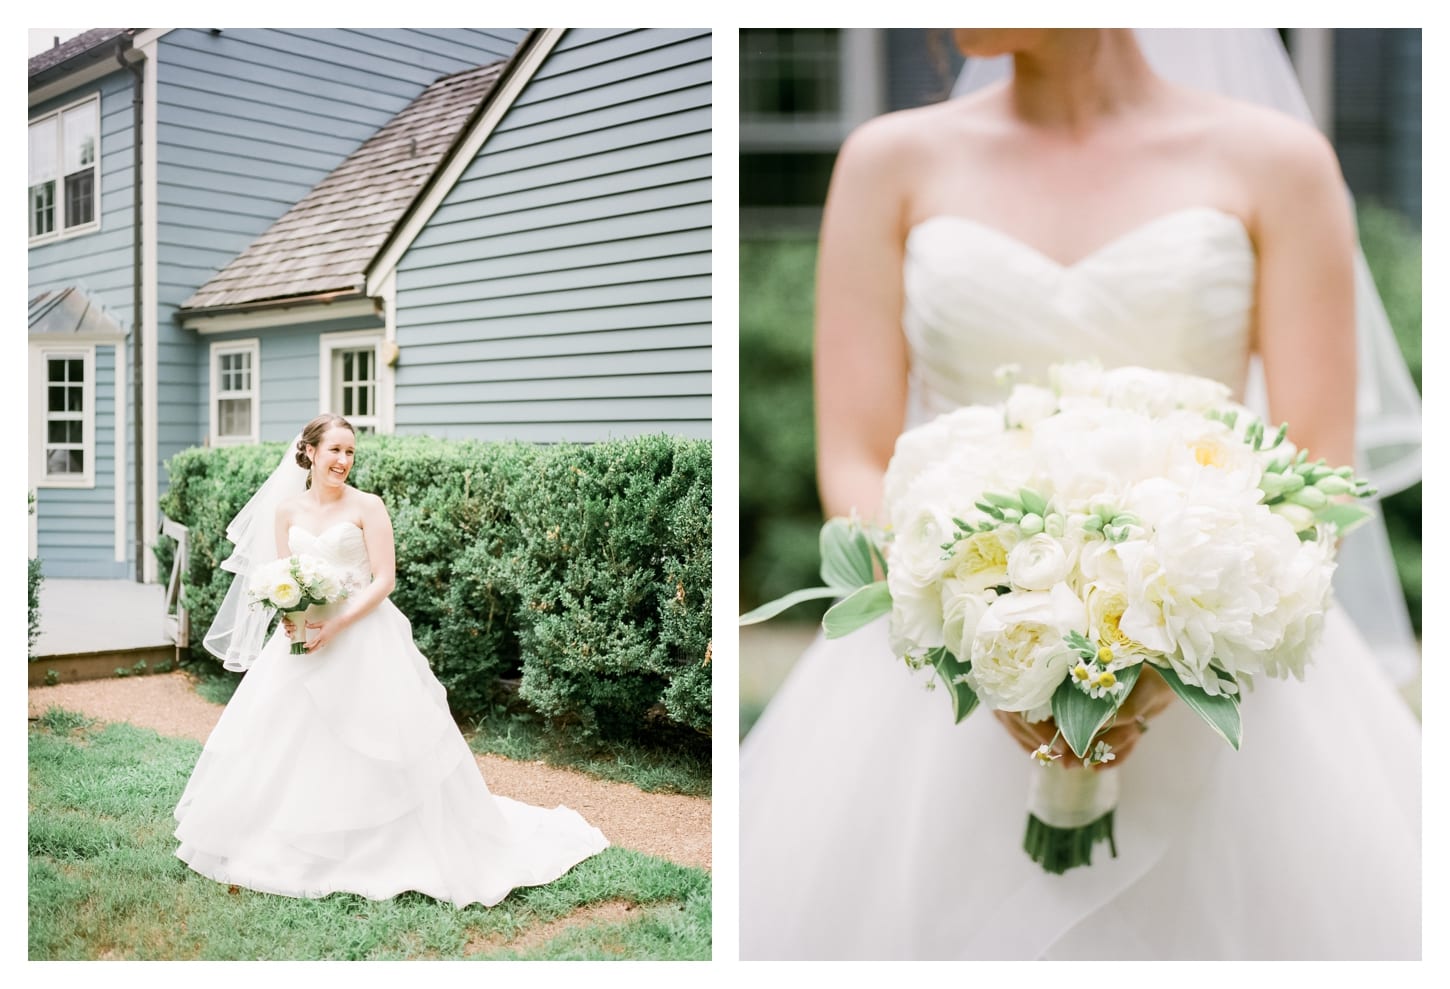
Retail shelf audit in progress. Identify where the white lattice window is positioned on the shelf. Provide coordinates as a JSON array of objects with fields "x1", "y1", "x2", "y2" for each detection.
[
  {"x1": 210, "y1": 340, "x2": 260, "y2": 445},
  {"x1": 29, "y1": 95, "x2": 99, "y2": 242},
  {"x1": 30, "y1": 346, "x2": 95, "y2": 488},
  {"x1": 320, "y1": 331, "x2": 384, "y2": 434}
]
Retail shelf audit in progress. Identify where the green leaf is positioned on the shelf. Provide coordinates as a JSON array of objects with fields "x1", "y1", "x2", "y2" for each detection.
[
  {"x1": 822, "y1": 581, "x2": 891, "y2": 638},
  {"x1": 927, "y1": 646, "x2": 979, "y2": 723},
  {"x1": 819, "y1": 518, "x2": 876, "y2": 590},
  {"x1": 1050, "y1": 664, "x2": 1142, "y2": 758},
  {"x1": 738, "y1": 586, "x2": 843, "y2": 626},
  {"x1": 1316, "y1": 502, "x2": 1371, "y2": 535},
  {"x1": 1155, "y1": 664, "x2": 1242, "y2": 750}
]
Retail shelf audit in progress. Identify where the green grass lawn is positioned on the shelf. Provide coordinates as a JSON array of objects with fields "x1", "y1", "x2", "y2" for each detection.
[{"x1": 28, "y1": 708, "x2": 711, "y2": 961}]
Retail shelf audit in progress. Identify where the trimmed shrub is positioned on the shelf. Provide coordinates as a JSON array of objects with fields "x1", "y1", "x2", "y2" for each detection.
[
  {"x1": 28, "y1": 558, "x2": 43, "y2": 658},
  {"x1": 158, "y1": 434, "x2": 712, "y2": 740}
]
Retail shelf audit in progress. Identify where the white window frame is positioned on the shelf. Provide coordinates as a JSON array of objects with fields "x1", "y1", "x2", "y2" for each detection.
[
  {"x1": 319, "y1": 330, "x2": 388, "y2": 434},
  {"x1": 29, "y1": 93, "x2": 101, "y2": 245},
  {"x1": 30, "y1": 344, "x2": 96, "y2": 489},
  {"x1": 209, "y1": 339, "x2": 261, "y2": 446}
]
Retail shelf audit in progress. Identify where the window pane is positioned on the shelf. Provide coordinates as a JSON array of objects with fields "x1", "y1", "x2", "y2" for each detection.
[
  {"x1": 29, "y1": 116, "x2": 57, "y2": 184},
  {"x1": 357, "y1": 386, "x2": 371, "y2": 416},
  {"x1": 30, "y1": 182, "x2": 55, "y2": 238},
  {"x1": 68, "y1": 420, "x2": 83, "y2": 443},
  {"x1": 343, "y1": 352, "x2": 354, "y2": 379},
  {"x1": 68, "y1": 359, "x2": 83, "y2": 382},
  {"x1": 48, "y1": 386, "x2": 65, "y2": 412},
  {"x1": 68, "y1": 450, "x2": 85, "y2": 473},
  {"x1": 62, "y1": 103, "x2": 97, "y2": 172},
  {"x1": 64, "y1": 169, "x2": 93, "y2": 228},
  {"x1": 66, "y1": 385, "x2": 82, "y2": 412},
  {"x1": 48, "y1": 421, "x2": 68, "y2": 443},
  {"x1": 46, "y1": 449, "x2": 71, "y2": 474},
  {"x1": 219, "y1": 398, "x2": 250, "y2": 437}
]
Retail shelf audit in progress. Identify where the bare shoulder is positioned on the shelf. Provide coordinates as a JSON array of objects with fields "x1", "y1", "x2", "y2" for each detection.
[
  {"x1": 351, "y1": 488, "x2": 389, "y2": 523},
  {"x1": 1193, "y1": 91, "x2": 1343, "y2": 195}
]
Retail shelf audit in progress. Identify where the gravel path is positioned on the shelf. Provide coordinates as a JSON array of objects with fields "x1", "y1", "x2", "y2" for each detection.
[{"x1": 28, "y1": 671, "x2": 711, "y2": 872}]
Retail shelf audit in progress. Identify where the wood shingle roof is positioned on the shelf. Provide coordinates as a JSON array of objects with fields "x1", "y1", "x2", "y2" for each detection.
[{"x1": 181, "y1": 59, "x2": 508, "y2": 313}]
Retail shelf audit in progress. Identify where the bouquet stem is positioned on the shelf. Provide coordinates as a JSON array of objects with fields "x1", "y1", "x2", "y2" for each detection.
[
  {"x1": 1024, "y1": 762, "x2": 1120, "y2": 874},
  {"x1": 283, "y1": 603, "x2": 337, "y2": 655}
]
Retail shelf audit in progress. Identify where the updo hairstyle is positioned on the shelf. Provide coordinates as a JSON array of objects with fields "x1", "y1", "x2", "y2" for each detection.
[{"x1": 295, "y1": 413, "x2": 356, "y2": 471}]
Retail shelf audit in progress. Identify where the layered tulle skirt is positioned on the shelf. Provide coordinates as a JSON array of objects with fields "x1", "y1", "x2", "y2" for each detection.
[
  {"x1": 174, "y1": 600, "x2": 608, "y2": 907},
  {"x1": 739, "y1": 607, "x2": 1420, "y2": 959}
]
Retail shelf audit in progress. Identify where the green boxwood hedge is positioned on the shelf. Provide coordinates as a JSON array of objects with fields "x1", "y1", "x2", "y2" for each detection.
[{"x1": 157, "y1": 434, "x2": 712, "y2": 740}]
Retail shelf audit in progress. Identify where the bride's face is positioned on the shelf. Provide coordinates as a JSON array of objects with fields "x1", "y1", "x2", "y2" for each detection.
[{"x1": 308, "y1": 426, "x2": 356, "y2": 490}]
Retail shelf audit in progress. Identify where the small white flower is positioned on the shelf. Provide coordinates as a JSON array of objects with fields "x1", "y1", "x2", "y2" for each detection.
[
  {"x1": 1031, "y1": 743, "x2": 1061, "y2": 766},
  {"x1": 1086, "y1": 740, "x2": 1117, "y2": 766}
]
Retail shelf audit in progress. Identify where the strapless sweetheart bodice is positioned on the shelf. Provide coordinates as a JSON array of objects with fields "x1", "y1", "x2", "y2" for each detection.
[
  {"x1": 902, "y1": 206, "x2": 1257, "y2": 426},
  {"x1": 288, "y1": 521, "x2": 372, "y2": 588}
]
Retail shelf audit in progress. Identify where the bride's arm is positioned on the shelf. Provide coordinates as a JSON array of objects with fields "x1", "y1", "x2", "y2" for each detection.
[
  {"x1": 1249, "y1": 122, "x2": 1357, "y2": 465},
  {"x1": 305, "y1": 493, "x2": 397, "y2": 652},
  {"x1": 814, "y1": 118, "x2": 916, "y2": 523}
]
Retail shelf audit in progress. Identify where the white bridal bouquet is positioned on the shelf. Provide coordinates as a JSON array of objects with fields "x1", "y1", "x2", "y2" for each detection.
[
  {"x1": 742, "y1": 363, "x2": 1374, "y2": 873},
  {"x1": 247, "y1": 554, "x2": 353, "y2": 655}
]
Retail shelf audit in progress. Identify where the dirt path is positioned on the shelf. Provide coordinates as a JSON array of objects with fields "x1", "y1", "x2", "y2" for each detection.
[{"x1": 28, "y1": 671, "x2": 710, "y2": 871}]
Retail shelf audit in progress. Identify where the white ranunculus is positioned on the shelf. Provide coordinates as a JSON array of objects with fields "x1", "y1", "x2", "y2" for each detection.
[
  {"x1": 967, "y1": 582, "x2": 1086, "y2": 712},
  {"x1": 886, "y1": 503, "x2": 956, "y2": 656},
  {"x1": 1006, "y1": 533, "x2": 1071, "y2": 591},
  {"x1": 944, "y1": 527, "x2": 1019, "y2": 595},
  {"x1": 1005, "y1": 384, "x2": 1059, "y2": 429}
]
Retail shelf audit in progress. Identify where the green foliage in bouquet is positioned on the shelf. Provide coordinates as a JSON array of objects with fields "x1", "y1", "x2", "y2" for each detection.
[{"x1": 159, "y1": 434, "x2": 712, "y2": 743}]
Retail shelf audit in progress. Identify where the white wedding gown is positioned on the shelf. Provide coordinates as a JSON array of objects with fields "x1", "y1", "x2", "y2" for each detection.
[
  {"x1": 174, "y1": 521, "x2": 609, "y2": 907},
  {"x1": 739, "y1": 207, "x2": 1422, "y2": 960}
]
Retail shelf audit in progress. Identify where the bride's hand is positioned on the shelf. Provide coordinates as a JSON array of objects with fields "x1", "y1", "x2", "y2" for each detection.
[
  {"x1": 281, "y1": 617, "x2": 298, "y2": 641},
  {"x1": 994, "y1": 666, "x2": 1176, "y2": 769},
  {"x1": 303, "y1": 620, "x2": 338, "y2": 653}
]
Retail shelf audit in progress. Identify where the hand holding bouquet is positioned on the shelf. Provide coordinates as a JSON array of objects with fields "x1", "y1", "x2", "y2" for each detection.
[
  {"x1": 742, "y1": 363, "x2": 1374, "y2": 873},
  {"x1": 247, "y1": 554, "x2": 352, "y2": 655}
]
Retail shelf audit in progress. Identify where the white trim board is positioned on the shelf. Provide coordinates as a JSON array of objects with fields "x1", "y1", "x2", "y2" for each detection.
[
  {"x1": 182, "y1": 297, "x2": 378, "y2": 334},
  {"x1": 364, "y1": 28, "x2": 566, "y2": 298},
  {"x1": 140, "y1": 34, "x2": 160, "y2": 584}
]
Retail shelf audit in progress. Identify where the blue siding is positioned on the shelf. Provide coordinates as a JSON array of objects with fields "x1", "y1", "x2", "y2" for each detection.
[
  {"x1": 394, "y1": 28, "x2": 712, "y2": 441},
  {"x1": 202, "y1": 312, "x2": 384, "y2": 443},
  {"x1": 35, "y1": 345, "x2": 127, "y2": 578},
  {"x1": 151, "y1": 28, "x2": 526, "y2": 485},
  {"x1": 29, "y1": 70, "x2": 136, "y2": 577}
]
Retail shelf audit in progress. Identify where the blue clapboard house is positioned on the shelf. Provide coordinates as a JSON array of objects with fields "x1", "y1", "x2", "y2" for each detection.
[{"x1": 28, "y1": 28, "x2": 713, "y2": 583}]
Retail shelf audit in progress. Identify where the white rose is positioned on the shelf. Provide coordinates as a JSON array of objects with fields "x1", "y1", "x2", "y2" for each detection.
[
  {"x1": 967, "y1": 582, "x2": 1086, "y2": 712},
  {"x1": 269, "y1": 575, "x2": 302, "y2": 610},
  {"x1": 940, "y1": 579, "x2": 996, "y2": 662},
  {"x1": 1005, "y1": 384, "x2": 1059, "y2": 429},
  {"x1": 1006, "y1": 533, "x2": 1071, "y2": 591}
]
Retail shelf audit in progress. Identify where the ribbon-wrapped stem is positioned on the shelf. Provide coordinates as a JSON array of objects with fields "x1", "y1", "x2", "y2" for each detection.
[{"x1": 1024, "y1": 762, "x2": 1119, "y2": 874}]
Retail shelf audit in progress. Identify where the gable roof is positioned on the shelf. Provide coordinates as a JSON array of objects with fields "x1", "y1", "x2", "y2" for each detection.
[
  {"x1": 181, "y1": 59, "x2": 509, "y2": 314},
  {"x1": 29, "y1": 29, "x2": 130, "y2": 80}
]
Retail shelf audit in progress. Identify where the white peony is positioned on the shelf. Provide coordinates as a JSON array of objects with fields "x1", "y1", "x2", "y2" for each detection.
[
  {"x1": 886, "y1": 503, "x2": 956, "y2": 656},
  {"x1": 940, "y1": 579, "x2": 997, "y2": 664},
  {"x1": 1099, "y1": 365, "x2": 1233, "y2": 416},
  {"x1": 1006, "y1": 533, "x2": 1072, "y2": 591},
  {"x1": 1114, "y1": 482, "x2": 1307, "y2": 691},
  {"x1": 1030, "y1": 405, "x2": 1166, "y2": 509},
  {"x1": 967, "y1": 582, "x2": 1086, "y2": 713},
  {"x1": 1005, "y1": 384, "x2": 1059, "y2": 429}
]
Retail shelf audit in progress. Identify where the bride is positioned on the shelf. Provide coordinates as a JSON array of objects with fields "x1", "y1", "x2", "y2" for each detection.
[
  {"x1": 174, "y1": 413, "x2": 608, "y2": 907},
  {"x1": 739, "y1": 29, "x2": 1420, "y2": 959}
]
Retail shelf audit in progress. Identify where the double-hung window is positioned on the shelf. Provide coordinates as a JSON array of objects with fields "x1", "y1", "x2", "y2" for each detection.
[
  {"x1": 31, "y1": 346, "x2": 95, "y2": 488},
  {"x1": 29, "y1": 96, "x2": 99, "y2": 241},
  {"x1": 320, "y1": 331, "x2": 384, "y2": 434},
  {"x1": 210, "y1": 340, "x2": 260, "y2": 445}
]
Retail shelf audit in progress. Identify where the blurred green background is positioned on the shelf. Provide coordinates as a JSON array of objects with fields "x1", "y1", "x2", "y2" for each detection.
[{"x1": 738, "y1": 202, "x2": 1423, "y2": 738}]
